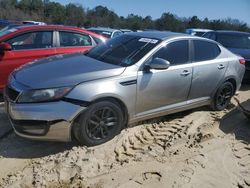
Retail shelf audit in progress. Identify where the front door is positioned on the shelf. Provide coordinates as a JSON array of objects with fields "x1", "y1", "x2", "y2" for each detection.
[
  {"x1": 136, "y1": 40, "x2": 192, "y2": 116},
  {"x1": 0, "y1": 31, "x2": 56, "y2": 90}
]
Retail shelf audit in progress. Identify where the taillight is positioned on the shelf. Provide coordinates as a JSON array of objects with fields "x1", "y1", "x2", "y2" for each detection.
[{"x1": 239, "y1": 59, "x2": 245, "y2": 65}]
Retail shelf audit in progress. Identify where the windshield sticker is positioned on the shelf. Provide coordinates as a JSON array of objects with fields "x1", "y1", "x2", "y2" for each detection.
[{"x1": 139, "y1": 38, "x2": 158, "y2": 44}]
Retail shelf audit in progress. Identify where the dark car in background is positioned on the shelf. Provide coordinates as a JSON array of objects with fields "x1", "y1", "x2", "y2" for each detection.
[
  {"x1": 0, "y1": 24, "x2": 24, "y2": 33},
  {"x1": 203, "y1": 30, "x2": 250, "y2": 82},
  {"x1": 87, "y1": 27, "x2": 123, "y2": 38},
  {"x1": 0, "y1": 25, "x2": 107, "y2": 92},
  {"x1": 0, "y1": 20, "x2": 20, "y2": 29}
]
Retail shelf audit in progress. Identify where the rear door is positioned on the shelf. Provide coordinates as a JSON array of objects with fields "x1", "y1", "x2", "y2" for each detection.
[
  {"x1": 55, "y1": 31, "x2": 94, "y2": 55},
  {"x1": 136, "y1": 39, "x2": 192, "y2": 116},
  {"x1": 188, "y1": 39, "x2": 228, "y2": 100},
  {"x1": 0, "y1": 30, "x2": 56, "y2": 90}
]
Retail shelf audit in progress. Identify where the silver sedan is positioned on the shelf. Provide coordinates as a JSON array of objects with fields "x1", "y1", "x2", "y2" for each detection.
[{"x1": 4, "y1": 31, "x2": 245, "y2": 146}]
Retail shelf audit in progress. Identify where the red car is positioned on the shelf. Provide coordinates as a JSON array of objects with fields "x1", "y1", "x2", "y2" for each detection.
[{"x1": 0, "y1": 25, "x2": 107, "y2": 92}]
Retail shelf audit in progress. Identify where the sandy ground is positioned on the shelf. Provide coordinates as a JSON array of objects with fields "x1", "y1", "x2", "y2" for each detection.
[{"x1": 0, "y1": 85, "x2": 249, "y2": 188}]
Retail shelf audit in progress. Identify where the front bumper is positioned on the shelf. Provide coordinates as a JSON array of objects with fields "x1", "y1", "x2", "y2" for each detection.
[{"x1": 5, "y1": 99, "x2": 86, "y2": 142}]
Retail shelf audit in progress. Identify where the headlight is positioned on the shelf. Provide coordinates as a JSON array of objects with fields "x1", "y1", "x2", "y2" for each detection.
[{"x1": 18, "y1": 87, "x2": 72, "y2": 103}]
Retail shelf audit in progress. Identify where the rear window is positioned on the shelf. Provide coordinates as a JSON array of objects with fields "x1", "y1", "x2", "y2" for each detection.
[
  {"x1": 217, "y1": 33, "x2": 250, "y2": 49},
  {"x1": 202, "y1": 32, "x2": 216, "y2": 40},
  {"x1": 59, "y1": 31, "x2": 92, "y2": 47},
  {"x1": 193, "y1": 32, "x2": 206, "y2": 37},
  {"x1": 89, "y1": 29, "x2": 112, "y2": 38},
  {"x1": 92, "y1": 36, "x2": 104, "y2": 45},
  {"x1": 193, "y1": 40, "x2": 221, "y2": 62}
]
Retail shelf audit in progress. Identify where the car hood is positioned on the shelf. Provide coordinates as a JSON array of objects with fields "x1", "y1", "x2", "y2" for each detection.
[
  {"x1": 14, "y1": 53, "x2": 126, "y2": 89},
  {"x1": 228, "y1": 48, "x2": 250, "y2": 60}
]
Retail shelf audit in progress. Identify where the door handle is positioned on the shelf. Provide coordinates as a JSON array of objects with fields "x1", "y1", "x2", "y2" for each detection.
[
  {"x1": 180, "y1": 70, "x2": 191, "y2": 76},
  {"x1": 217, "y1": 64, "x2": 225, "y2": 70}
]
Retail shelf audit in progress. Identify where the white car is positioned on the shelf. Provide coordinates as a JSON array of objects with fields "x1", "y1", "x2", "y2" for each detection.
[
  {"x1": 186, "y1": 28, "x2": 213, "y2": 37},
  {"x1": 22, "y1": 21, "x2": 46, "y2": 26}
]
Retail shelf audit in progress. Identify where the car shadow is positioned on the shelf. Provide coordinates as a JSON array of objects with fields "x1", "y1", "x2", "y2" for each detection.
[
  {"x1": 0, "y1": 101, "x2": 78, "y2": 159},
  {"x1": 219, "y1": 100, "x2": 250, "y2": 145},
  {"x1": 240, "y1": 83, "x2": 250, "y2": 91},
  {"x1": 0, "y1": 94, "x2": 3, "y2": 102},
  {"x1": 130, "y1": 106, "x2": 210, "y2": 128},
  {"x1": 0, "y1": 133, "x2": 78, "y2": 159}
]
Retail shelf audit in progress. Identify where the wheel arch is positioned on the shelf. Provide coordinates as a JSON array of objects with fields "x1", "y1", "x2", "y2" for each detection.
[
  {"x1": 224, "y1": 77, "x2": 237, "y2": 94},
  {"x1": 71, "y1": 96, "x2": 129, "y2": 143},
  {"x1": 212, "y1": 76, "x2": 237, "y2": 98},
  {"x1": 91, "y1": 96, "x2": 129, "y2": 128}
]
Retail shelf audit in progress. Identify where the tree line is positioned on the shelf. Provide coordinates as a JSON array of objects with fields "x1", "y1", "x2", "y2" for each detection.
[{"x1": 0, "y1": 0, "x2": 249, "y2": 32}]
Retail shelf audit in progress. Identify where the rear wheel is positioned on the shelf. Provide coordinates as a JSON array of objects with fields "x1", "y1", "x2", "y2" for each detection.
[
  {"x1": 211, "y1": 82, "x2": 234, "y2": 111},
  {"x1": 74, "y1": 100, "x2": 124, "y2": 146}
]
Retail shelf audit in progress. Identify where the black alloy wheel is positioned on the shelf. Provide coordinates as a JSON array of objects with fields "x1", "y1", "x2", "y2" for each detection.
[
  {"x1": 211, "y1": 82, "x2": 234, "y2": 111},
  {"x1": 74, "y1": 100, "x2": 124, "y2": 146},
  {"x1": 86, "y1": 107, "x2": 118, "y2": 140}
]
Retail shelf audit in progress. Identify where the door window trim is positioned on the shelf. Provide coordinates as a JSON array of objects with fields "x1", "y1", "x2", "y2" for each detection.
[
  {"x1": 190, "y1": 39, "x2": 221, "y2": 63},
  {"x1": 3, "y1": 30, "x2": 56, "y2": 51},
  {"x1": 56, "y1": 30, "x2": 93, "y2": 48},
  {"x1": 139, "y1": 38, "x2": 192, "y2": 71}
]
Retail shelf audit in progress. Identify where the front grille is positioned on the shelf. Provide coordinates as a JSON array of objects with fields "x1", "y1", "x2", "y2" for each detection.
[{"x1": 5, "y1": 86, "x2": 20, "y2": 101}]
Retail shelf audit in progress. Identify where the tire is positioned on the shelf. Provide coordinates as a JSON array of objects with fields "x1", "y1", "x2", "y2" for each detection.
[
  {"x1": 211, "y1": 82, "x2": 234, "y2": 111},
  {"x1": 74, "y1": 100, "x2": 124, "y2": 146}
]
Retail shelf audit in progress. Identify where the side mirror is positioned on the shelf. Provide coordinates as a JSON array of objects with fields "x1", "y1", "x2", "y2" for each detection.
[
  {"x1": 0, "y1": 42, "x2": 12, "y2": 52},
  {"x1": 148, "y1": 58, "x2": 170, "y2": 70}
]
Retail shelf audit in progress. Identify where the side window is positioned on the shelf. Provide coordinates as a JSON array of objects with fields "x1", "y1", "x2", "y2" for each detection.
[
  {"x1": 59, "y1": 31, "x2": 92, "y2": 47},
  {"x1": 193, "y1": 40, "x2": 221, "y2": 62},
  {"x1": 6, "y1": 31, "x2": 53, "y2": 50},
  {"x1": 153, "y1": 40, "x2": 189, "y2": 66}
]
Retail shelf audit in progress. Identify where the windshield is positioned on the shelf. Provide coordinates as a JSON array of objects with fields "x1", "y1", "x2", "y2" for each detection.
[
  {"x1": 217, "y1": 33, "x2": 250, "y2": 49},
  {"x1": 85, "y1": 35, "x2": 161, "y2": 67},
  {"x1": 194, "y1": 31, "x2": 206, "y2": 37},
  {"x1": 89, "y1": 29, "x2": 112, "y2": 38}
]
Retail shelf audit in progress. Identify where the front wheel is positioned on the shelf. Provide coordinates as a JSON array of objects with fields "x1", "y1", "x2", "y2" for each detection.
[
  {"x1": 211, "y1": 82, "x2": 234, "y2": 111},
  {"x1": 74, "y1": 100, "x2": 124, "y2": 146}
]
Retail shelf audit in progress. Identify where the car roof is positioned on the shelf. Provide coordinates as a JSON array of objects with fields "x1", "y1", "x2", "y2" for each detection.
[
  {"x1": 88, "y1": 27, "x2": 121, "y2": 32},
  {"x1": 127, "y1": 31, "x2": 191, "y2": 40},
  {"x1": 0, "y1": 25, "x2": 107, "y2": 41},
  {"x1": 14, "y1": 25, "x2": 79, "y2": 30},
  {"x1": 186, "y1": 28, "x2": 213, "y2": 32}
]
